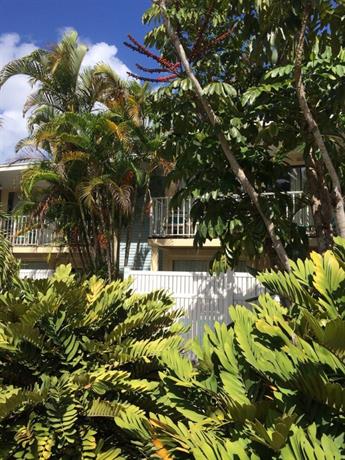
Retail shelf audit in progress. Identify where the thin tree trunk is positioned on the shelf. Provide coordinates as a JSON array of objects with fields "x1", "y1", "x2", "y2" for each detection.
[
  {"x1": 78, "y1": 202, "x2": 96, "y2": 271},
  {"x1": 156, "y1": 0, "x2": 291, "y2": 271},
  {"x1": 90, "y1": 212, "x2": 101, "y2": 271},
  {"x1": 109, "y1": 195, "x2": 116, "y2": 278},
  {"x1": 304, "y1": 147, "x2": 333, "y2": 251},
  {"x1": 295, "y1": 4, "x2": 345, "y2": 238},
  {"x1": 115, "y1": 223, "x2": 122, "y2": 279},
  {"x1": 135, "y1": 186, "x2": 150, "y2": 269},
  {"x1": 124, "y1": 187, "x2": 137, "y2": 268},
  {"x1": 99, "y1": 205, "x2": 112, "y2": 281},
  {"x1": 75, "y1": 240, "x2": 87, "y2": 274}
]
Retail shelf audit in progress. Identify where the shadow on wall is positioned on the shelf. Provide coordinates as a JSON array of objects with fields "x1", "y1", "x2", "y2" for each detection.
[
  {"x1": 132, "y1": 244, "x2": 151, "y2": 270},
  {"x1": 119, "y1": 241, "x2": 151, "y2": 273}
]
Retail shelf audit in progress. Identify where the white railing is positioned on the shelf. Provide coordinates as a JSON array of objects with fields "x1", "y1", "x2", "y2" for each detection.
[
  {"x1": 262, "y1": 191, "x2": 313, "y2": 228},
  {"x1": 150, "y1": 197, "x2": 194, "y2": 238},
  {"x1": 125, "y1": 269, "x2": 264, "y2": 342},
  {"x1": 150, "y1": 192, "x2": 313, "y2": 238},
  {"x1": 0, "y1": 216, "x2": 58, "y2": 246}
]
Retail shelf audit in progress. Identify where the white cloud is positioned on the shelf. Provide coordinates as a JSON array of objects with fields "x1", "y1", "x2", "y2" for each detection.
[
  {"x1": 0, "y1": 32, "x2": 131, "y2": 163},
  {"x1": 83, "y1": 42, "x2": 130, "y2": 80},
  {"x1": 0, "y1": 33, "x2": 37, "y2": 162}
]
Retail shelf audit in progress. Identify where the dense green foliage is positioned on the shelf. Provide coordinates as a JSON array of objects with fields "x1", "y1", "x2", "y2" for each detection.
[
  {"x1": 137, "y1": 0, "x2": 345, "y2": 268},
  {"x1": 115, "y1": 238, "x2": 345, "y2": 459},
  {"x1": 0, "y1": 265, "x2": 185, "y2": 458},
  {"x1": 1, "y1": 233, "x2": 345, "y2": 459}
]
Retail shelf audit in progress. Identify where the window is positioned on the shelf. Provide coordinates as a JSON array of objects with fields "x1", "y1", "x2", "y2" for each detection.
[
  {"x1": 289, "y1": 167, "x2": 306, "y2": 192},
  {"x1": 7, "y1": 192, "x2": 19, "y2": 213}
]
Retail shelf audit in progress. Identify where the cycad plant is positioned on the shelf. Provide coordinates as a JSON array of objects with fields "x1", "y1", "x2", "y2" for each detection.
[
  {"x1": 116, "y1": 238, "x2": 345, "y2": 459},
  {"x1": 0, "y1": 265, "x2": 185, "y2": 459}
]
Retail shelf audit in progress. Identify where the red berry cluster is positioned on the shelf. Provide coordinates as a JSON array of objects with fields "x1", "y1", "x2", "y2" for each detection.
[{"x1": 125, "y1": 2, "x2": 232, "y2": 84}]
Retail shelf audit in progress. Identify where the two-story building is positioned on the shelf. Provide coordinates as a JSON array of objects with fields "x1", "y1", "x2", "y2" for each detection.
[{"x1": 0, "y1": 160, "x2": 310, "y2": 278}]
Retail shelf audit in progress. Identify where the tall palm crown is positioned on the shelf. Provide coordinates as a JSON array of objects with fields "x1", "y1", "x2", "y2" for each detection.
[{"x1": 0, "y1": 31, "x2": 126, "y2": 119}]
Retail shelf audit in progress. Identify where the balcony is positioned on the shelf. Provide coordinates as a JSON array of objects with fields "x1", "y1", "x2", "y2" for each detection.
[
  {"x1": 0, "y1": 216, "x2": 59, "y2": 247},
  {"x1": 150, "y1": 192, "x2": 313, "y2": 238},
  {"x1": 150, "y1": 197, "x2": 195, "y2": 238}
]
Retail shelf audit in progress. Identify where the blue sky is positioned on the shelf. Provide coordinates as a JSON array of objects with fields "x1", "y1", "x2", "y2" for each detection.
[
  {"x1": 0, "y1": 0, "x2": 153, "y2": 161},
  {"x1": 0, "y1": 0, "x2": 152, "y2": 70}
]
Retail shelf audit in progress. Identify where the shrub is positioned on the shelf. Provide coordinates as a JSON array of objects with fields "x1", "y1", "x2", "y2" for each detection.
[
  {"x1": 0, "y1": 265, "x2": 185, "y2": 459},
  {"x1": 0, "y1": 229, "x2": 19, "y2": 291},
  {"x1": 118, "y1": 238, "x2": 345, "y2": 459}
]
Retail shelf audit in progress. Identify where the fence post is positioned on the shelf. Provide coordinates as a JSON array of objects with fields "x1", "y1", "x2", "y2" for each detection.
[
  {"x1": 123, "y1": 266, "x2": 130, "y2": 280},
  {"x1": 224, "y1": 271, "x2": 234, "y2": 324}
]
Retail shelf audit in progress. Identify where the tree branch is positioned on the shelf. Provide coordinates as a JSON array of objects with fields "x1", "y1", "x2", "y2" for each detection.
[{"x1": 295, "y1": 3, "x2": 345, "y2": 238}]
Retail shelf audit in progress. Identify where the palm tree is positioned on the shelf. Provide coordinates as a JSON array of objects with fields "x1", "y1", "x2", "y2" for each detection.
[
  {"x1": 20, "y1": 112, "x2": 134, "y2": 279},
  {"x1": 0, "y1": 30, "x2": 129, "y2": 162},
  {"x1": 0, "y1": 31, "x2": 160, "y2": 279},
  {"x1": 0, "y1": 31, "x2": 126, "y2": 118},
  {"x1": 95, "y1": 68, "x2": 168, "y2": 267}
]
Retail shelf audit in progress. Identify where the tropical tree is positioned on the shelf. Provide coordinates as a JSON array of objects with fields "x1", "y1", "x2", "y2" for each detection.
[
  {"x1": 242, "y1": 1, "x2": 345, "y2": 247},
  {"x1": 19, "y1": 111, "x2": 140, "y2": 279},
  {"x1": 0, "y1": 30, "x2": 127, "y2": 125},
  {"x1": 94, "y1": 66, "x2": 165, "y2": 267},
  {"x1": 0, "y1": 264, "x2": 185, "y2": 459},
  {"x1": 128, "y1": 0, "x2": 292, "y2": 271},
  {"x1": 126, "y1": 0, "x2": 345, "y2": 270},
  {"x1": 126, "y1": 1, "x2": 306, "y2": 270}
]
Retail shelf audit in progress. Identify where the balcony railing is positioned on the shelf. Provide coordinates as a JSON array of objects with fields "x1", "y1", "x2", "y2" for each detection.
[
  {"x1": 151, "y1": 197, "x2": 195, "y2": 238},
  {"x1": 150, "y1": 192, "x2": 313, "y2": 238},
  {"x1": 0, "y1": 216, "x2": 59, "y2": 247}
]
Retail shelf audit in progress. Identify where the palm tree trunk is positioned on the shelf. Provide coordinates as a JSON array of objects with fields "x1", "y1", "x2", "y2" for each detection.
[
  {"x1": 90, "y1": 212, "x2": 101, "y2": 270},
  {"x1": 134, "y1": 186, "x2": 149, "y2": 269},
  {"x1": 115, "y1": 223, "x2": 122, "y2": 279},
  {"x1": 78, "y1": 202, "x2": 96, "y2": 271},
  {"x1": 74, "y1": 239, "x2": 87, "y2": 274},
  {"x1": 295, "y1": 4, "x2": 345, "y2": 238},
  {"x1": 108, "y1": 195, "x2": 116, "y2": 278},
  {"x1": 124, "y1": 187, "x2": 137, "y2": 268},
  {"x1": 100, "y1": 207, "x2": 112, "y2": 281},
  {"x1": 156, "y1": 0, "x2": 291, "y2": 271}
]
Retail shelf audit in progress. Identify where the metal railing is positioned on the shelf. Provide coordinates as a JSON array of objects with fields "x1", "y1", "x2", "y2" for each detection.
[
  {"x1": 150, "y1": 192, "x2": 313, "y2": 238},
  {"x1": 0, "y1": 215, "x2": 59, "y2": 246}
]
